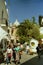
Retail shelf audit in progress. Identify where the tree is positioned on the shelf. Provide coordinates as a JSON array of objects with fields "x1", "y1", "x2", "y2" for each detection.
[
  {"x1": 16, "y1": 19, "x2": 40, "y2": 44},
  {"x1": 31, "y1": 24, "x2": 40, "y2": 39}
]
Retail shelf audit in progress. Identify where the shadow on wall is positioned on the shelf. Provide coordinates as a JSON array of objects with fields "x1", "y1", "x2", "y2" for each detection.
[{"x1": 21, "y1": 56, "x2": 43, "y2": 65}]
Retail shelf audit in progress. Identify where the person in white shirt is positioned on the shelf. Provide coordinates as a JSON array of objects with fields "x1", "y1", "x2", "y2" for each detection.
[
  {"x1": 7, "y1": 45, "x2": 13, "y2": 64},
  {"x1": 26, "y1": 44, "x2": 29, "y2": 54}
]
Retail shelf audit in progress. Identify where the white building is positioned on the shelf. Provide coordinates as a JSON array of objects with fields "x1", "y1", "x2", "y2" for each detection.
[
  {"x1": 13, "y1": 19, "x2": 20, "y2": 26},
  {"x1": 0, "y1": 0, "x2": 8, "y2": 31},
  {"x1": 40, "y1": 27, "x2": 43, "y2": 34}
]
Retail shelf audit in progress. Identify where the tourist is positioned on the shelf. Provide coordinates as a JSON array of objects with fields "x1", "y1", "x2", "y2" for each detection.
[
  {"x1": 26, "y1": 44, "x2": 29, "y2": 54},
  {"x1": 7, "y1": 45, "x2": 13, "y2": 64},
  {"x1": 36, "y1": 44, "x2": 42, "y2": 58}
]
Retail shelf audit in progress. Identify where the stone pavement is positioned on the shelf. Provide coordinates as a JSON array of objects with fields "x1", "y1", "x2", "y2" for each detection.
[
  {"x1": 0, "y1": 52, "x2": 37, "y2": 65},
  {"x1": 21, "y1": 52, "x2": 43, "y2": 65},
  {"x1": 1, "y1": 52, "x2": 43, "y2": 65}
]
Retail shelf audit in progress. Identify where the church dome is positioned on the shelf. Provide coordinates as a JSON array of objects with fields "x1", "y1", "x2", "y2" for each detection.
[{"x1": 13, "y1": 19, "x2": 20, "y2": 26}]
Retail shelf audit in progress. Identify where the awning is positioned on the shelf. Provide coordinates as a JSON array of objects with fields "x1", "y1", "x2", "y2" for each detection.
[{"x1": 0, "y1": 27, "x2": 8, "y2": 41}]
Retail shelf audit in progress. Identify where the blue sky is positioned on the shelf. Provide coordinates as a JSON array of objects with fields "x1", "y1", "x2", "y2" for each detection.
[{"x1": 6, "y1": 0, "x2": 43, "y2": 23}]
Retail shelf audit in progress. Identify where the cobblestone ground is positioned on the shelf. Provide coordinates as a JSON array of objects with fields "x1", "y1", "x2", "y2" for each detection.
[{"x1": 0, "y1": 52, "x2": 37, "y2": 65}]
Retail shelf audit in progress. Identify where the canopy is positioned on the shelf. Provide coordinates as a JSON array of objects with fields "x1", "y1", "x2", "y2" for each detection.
[{"x1": 0, "y1": 27, "x2": 8, "y2": 41}]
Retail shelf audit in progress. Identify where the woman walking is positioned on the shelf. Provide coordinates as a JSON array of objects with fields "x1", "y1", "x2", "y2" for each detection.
[{"x1": 7, "y1": 45, "x2": 13, "y2": 64}]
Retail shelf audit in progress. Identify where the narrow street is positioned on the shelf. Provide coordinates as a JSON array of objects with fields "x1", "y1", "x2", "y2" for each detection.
[
  {"x1": 0, "y1": 52, "x2": 37, "y2": 65},
  {"x1": 1, "y1": 52, "x2": 43, "y2": 65}
]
